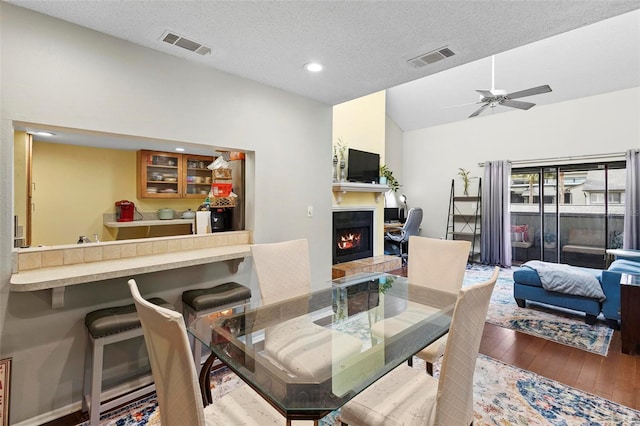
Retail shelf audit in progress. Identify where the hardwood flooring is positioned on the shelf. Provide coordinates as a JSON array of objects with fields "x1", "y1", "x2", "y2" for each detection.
[
  {"x1": 44, "y1": 266, "x2": 640, "y2": 425},
  {"x1": 391, "y1": 265, "x2": 640, "y2": 411}
]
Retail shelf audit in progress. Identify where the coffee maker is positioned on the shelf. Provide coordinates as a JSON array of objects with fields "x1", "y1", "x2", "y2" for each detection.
[
  {"x1": 210, "y1": 207, "x2": 231, "y2": 232},
  {"x1": 115, "y1": 200, "x2": 135, "y2": 222}
]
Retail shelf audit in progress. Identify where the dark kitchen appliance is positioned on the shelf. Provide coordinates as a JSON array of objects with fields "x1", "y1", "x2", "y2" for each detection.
[
  {"x1": 115, "y1": 200, "x2": 135, "y2": 222},
  {"x1": 210, "y1": 207, "x2": 231, "y2": 232}
]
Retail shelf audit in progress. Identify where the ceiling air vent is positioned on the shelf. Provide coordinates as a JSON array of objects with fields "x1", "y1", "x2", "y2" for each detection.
[
  {"x1": 161, "y1": 31, "x2": 211, "y2": 56},
  {"x1": 408, "y1": 46, "x2": 455, "y2": 68}
]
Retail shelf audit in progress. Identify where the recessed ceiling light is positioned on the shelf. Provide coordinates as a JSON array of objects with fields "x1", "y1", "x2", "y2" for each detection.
[
  {"x1": 175, "y1": 147, "x2": 185, "y2": 152},
  {"x1": 304, "y1": 62, "x2": 323, "y2": 72},
  {"x1": 34, "y1": 131, "x2": 55, "y2": 136}
]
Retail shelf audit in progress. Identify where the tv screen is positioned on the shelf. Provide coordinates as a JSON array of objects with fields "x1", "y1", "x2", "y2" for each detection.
[{"x1": 347, "y1": 148, "x2": 380, "y2": 183}]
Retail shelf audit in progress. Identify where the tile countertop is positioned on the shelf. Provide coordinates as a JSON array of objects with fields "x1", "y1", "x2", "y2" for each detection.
[
  {"x1": 10, "y1": 231, "x2": 253, "y2": 308},
  {"x1": 10, "y1": 244, "x2": 250, "y2": 292}
]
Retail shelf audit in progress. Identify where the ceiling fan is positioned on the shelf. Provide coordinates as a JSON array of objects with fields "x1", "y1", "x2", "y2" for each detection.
[{"x1": 467, "y1": 56, "x2": 552, "y2": 118}]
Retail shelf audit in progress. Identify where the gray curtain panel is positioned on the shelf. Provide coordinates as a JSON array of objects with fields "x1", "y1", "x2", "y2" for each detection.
[
  {"x1": 481, "y1": 160, "x2": 512, "y2": 267},
  {"x1": 624, "y1": 149, "x2": 639, "y2": 250}
]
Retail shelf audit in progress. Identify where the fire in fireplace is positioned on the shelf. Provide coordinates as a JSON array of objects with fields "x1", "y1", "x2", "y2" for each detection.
[{"x1": 333, "y1": 210, "x2": 373, "y2": 264}]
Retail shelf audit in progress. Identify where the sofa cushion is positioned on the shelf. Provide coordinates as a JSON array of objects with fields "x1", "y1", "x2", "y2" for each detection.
[
  {"x1": 513, "y1": 267, "x2": 545, "y2": 288},
  {"x1": 514, "y1": 263, "x2": 602, "y2": 288},
  {"x1": 608, "y1": 259, "x2": 640, "y2": 275}
]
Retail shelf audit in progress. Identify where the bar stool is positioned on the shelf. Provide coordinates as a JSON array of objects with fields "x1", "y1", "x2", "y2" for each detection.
[
  {"x1": 182, "y1": 282, "x2": 251, "y2": 366},
  {"x1": 82, "y1": 298, "x2": 175, "y2": 425}
]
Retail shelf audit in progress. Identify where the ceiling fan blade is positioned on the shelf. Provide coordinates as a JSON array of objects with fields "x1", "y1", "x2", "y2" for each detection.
[
  {"x1": 501, "y1": 99, "x2": 535, "y2": 110},
  {"x1": 475, "y1": 89, "x2": 494, "y2": 98},
  {"x1": 469, "y1": 104, "x2": 489, "y2": 118},
  {"x1": 443, "y1": 101, "x2": 481, "y2": 109},
  {"x1": 507, "y1": 85, "x2": 552, "y2": 99}
]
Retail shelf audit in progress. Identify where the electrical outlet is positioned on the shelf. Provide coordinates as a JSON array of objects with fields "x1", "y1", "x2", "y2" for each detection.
[{"x1": 307, "y1": 206, "x2": 313, "y2": 217}]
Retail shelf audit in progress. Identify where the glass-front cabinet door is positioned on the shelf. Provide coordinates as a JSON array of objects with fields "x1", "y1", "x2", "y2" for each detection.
[
  {"x1": 182, "y1": 154, "x2": 214, "y2": 199},
  {"x1": 137, "y1": 151, "x2": 214, "y2": 198},
  {"x1": 137, "y1": 150, "x2": 182, "y2": 198}
]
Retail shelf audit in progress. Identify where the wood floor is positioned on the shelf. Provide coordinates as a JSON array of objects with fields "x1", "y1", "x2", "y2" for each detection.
[
  {"x1": 44, "y1": 267, "x2": 640, "y2": 425},
  {"x1": 394, "y1": 266, "x2": 640, "y2": 411}
]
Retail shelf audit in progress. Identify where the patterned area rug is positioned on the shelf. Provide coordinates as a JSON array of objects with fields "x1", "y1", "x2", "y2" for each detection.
[
  {"x1": 465, "y1": 265, "x2": 613, "y2": 355},
  {"x1": 84, "y1": 354, "x2": 640, "y2": 425}
]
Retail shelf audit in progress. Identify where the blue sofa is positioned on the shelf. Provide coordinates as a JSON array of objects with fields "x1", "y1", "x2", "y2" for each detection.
[{"x1": 513, "y1": 249, "x2": 640, "y2": 329}]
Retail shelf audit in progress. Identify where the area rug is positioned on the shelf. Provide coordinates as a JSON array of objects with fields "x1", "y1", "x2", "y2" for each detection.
[
  {"x1": 464, "y1": 265, "x2": 613, "y2": 356},
  {"x1": 83, "y1": 355, "x2": 640, "y2": 425}
]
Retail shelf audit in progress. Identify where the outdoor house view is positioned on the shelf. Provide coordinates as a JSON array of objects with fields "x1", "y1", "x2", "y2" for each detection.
[{"x1": 510, "y1": 163, "x2": 626, "y2": 269}]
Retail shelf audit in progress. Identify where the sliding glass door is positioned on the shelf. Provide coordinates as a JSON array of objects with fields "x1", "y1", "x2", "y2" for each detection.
[{"x1": 510, "y1": 161, "x2": 625, "y2": 268}]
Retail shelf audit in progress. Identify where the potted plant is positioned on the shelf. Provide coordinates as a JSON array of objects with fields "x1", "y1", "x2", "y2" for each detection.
[
  {"x1": 380, "y1": 165, "x2": 400, "y2": 192},
  {"x1": 457, "y1": 168, "x2": 477, "y2": 196}
]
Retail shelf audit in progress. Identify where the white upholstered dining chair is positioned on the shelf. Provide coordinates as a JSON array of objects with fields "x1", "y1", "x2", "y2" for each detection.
[
  {"x1": 409, "y1": 236, "x2": 471, "y2": 374},
  {"x1": 127, "y1": 279, "x2": 286, "y2": 426},
  {"x1": 250, "y1": 239, "x2": 363, "y2": 381},
  {"x1": 340, "y1": 266, "x2": 499, "y2": 426},
  {"x1": 250, "y1": 238, "x2": 312, "y2": 306}
]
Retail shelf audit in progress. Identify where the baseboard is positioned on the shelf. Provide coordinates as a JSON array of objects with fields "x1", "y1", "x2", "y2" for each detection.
[
  {"x1": 12, "y1": 402, "x2": 82, "y2": 426},
  {"x1": 12, "y1": 375, "x2": 154, "y2": 426}
]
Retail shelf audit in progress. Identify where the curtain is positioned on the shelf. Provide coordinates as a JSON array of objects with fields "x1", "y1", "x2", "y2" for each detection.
[
  {"x1": 624, "y1": 149, "x2": 640, "y2": 250},
  {"x1": 481, "y1": 160, "x2": 511, "y2": 267}
]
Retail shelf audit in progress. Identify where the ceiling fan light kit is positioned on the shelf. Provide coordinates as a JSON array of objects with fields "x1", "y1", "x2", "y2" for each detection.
[{"x1": 468, "y1": 56, "x2": 552, "y2": 118}]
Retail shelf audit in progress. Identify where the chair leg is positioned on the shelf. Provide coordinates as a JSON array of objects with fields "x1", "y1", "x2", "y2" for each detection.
[
  {"x1": 426, "y1": 362, "x2": 434, "y2": 376},
  {"x1": 89, "y1": 338, "x2": 104, "y2": 425}
]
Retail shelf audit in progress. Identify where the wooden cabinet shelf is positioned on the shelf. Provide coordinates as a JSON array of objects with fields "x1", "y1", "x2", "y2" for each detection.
[{"x1": 137, "y1": 150, "x2": 214, "y2": 198}]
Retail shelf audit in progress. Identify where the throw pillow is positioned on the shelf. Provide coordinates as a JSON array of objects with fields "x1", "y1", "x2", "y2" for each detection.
[{"x1": 511, "y1": 225, "x2": 529, "y2": 242}]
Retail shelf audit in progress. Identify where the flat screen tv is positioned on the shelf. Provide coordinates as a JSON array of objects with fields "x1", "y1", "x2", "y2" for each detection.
[{"x1": 347, "y1": 148, "x2": 380, "y2": 183}]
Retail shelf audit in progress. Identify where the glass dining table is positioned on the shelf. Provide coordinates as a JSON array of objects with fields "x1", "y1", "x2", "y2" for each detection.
[{"x1": 188, "y1": 272, "x2": 456, "y2": 425}]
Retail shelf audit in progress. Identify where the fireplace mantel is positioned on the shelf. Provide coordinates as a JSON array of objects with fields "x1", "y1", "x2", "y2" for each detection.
[{"x1": 332, "y1": 182, "x2": 390, "y2": 204}]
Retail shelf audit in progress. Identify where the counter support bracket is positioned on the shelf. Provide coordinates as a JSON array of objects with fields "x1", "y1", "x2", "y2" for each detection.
[
  {"x1": 226, "y1": 258, "x2": 244, "y2": 274},
  {"x1": 52, "y1": 287, "x2": 65, "y2": 309}
]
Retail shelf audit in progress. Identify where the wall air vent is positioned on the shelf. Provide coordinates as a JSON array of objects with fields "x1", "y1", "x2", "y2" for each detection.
[
  {"x1": 160, "y1": 31, "x2": 211, "y2": 56},
  {"x1": 408, "y1": 46, "x2": 455, "y2": 68}
]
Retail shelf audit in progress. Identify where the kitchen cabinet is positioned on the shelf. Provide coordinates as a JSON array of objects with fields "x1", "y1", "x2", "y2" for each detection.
[{"x1": 137, "y1": 150, "x2": 214, "y2": 198}]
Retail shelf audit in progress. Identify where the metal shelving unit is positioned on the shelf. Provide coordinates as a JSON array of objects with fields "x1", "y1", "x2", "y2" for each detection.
[{"x1": 446, "y1": 178, "x2": 482, "y2": 262}]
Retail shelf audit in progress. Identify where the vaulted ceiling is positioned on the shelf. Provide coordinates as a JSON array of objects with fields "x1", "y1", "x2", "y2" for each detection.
[{"x1": 6, "y1": 1, "x2": 640, "y2": 132}]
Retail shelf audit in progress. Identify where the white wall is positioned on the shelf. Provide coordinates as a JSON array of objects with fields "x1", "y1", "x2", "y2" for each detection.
[
  {"x1": 402, "y1": 87, "x2": 640, "y2": 240},
  {"x1": 384, "y1": 114, "x2": 404, "y2": 207},
  {"x1": 0, "y1": 3, "x2": 332, "y2": 423}
]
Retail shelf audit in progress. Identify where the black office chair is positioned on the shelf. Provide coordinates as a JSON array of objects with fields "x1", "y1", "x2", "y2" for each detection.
[{"x1": 385, "y1": 207, "x2": 423, "y2": 266}]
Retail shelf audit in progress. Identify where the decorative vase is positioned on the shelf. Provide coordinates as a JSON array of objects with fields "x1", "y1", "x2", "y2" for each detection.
[
  {"x1": 333, "y1": 155, "x2": 338, "y2": 182},
  {"x1": 340, "y1": 160, "x2": 346, "y2": 182}
]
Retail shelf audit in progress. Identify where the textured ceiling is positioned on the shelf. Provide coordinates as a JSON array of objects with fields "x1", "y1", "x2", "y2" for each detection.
[{"x1": 5, "y1": 0, "x2": 640, "y2": 134}]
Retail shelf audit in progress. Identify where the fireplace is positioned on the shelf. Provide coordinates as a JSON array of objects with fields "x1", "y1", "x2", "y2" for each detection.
[{"x1": 333, "y1": 210, "x2": 374, "y2": 264}]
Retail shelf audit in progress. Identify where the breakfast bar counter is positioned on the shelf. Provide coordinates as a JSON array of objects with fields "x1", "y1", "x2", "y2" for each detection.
[{"x1": 10, "y1": 231, "x2": 252, "y2": 308}]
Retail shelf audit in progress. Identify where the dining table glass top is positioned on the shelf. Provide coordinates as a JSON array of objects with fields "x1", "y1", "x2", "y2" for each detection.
[{"x1": 188, "y1": 272, "x2": 456, "y2": 419}]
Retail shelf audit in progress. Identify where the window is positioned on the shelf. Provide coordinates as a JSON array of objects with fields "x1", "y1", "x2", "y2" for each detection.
[{"x1": 510, "y1": 161, "x2": 626, "y2": 269}]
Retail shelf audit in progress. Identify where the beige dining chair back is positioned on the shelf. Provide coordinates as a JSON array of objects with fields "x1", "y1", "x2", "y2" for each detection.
[
  {"x1": 340, "y1": 267, "x2": 499, "y2": 426},
  {"x1": 250, "y1": 238, "x2": 312, "y2": 305},
  {"x1": 127, "y1": 279, "x2": 284, "y2": 426},
  {"x1": 250, "y1": 240, "x2": 364, "y2": 387},
  {"x1": 434, "y1": 266, "x2": 498, "y2": 424},
  {"x1": 408, "y1": 236, "x2": 471, "y2": 293},
  {"x1": 409, "y1": 236, "x2": 471, "y2": 373}
]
